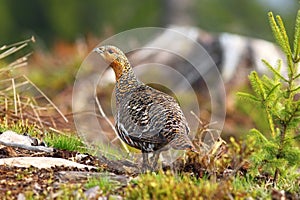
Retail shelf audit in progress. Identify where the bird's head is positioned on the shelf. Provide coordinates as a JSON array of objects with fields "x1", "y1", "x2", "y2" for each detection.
[{"x1": 94, "y1": 45, "x2": 130, "y2": 80}]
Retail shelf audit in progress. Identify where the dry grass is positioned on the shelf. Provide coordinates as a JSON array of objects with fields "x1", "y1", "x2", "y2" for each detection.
[{"x1": 0, "y1": 37, "x2": 70, "y2": 133}]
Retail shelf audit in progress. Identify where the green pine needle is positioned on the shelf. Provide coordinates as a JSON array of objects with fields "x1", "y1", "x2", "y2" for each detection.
[
  {"x1": 262, "y1": 59, "x2": 287, "y2": 82},
  {"x1": 240, "y1": 10, "x2": 300, "y2": 186},
  {"x1": 293, "y1": 10, "x2": 300, "y2": 61}
]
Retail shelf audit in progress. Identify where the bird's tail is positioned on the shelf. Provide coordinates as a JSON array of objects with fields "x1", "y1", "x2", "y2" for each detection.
[{"x1": 169, "y1": 135, "x2": 199, "y2": 153}]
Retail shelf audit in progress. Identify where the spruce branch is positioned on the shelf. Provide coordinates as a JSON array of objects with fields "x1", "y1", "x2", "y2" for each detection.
[
  {"x1": 240, "y1": 11, "x2": 300, "y2": 186},
  {"x1": 293, "y1": 72, "x2": 300, "y2": 80},
  {"x1": 265, "y1": 83, "x2": 281, "y2": 101},
  {"x1": 276, "y1": 15, "x2": 292, "y2": 56},
  {"x1": 268, "y1": 12, "x2": 291, "y2": 56},
  {"x1": 249, "y1": 128, "x2": 268, "y2": 143},
  {"x1": 262, "y1": 59, "x2": 287, "y2": 82},
  {"x1": 293, "y1": 10, "x2": 300, "y2": 62},
  {"x1": 249, "y1": 71, "x2": 266, "y2": 100},
  {"x1": 236, "y1": 92, "x2": 260, "y2": 103}
]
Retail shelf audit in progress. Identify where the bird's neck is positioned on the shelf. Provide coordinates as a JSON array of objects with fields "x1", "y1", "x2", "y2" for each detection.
[
  {"x1": 112, "y1": 61, "x2": 141, "y2": 97},
  {"x1": 110, "y1": 60, "x2": 127, "y2": 81}
]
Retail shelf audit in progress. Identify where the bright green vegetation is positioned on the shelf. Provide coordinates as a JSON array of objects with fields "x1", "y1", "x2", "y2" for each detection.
[
  {"x1": 238, "y1": 10, "x2": 300, "y2": 187},
  {"x1": 85, "y1": 174, "x2": 120, "y2": 194},
  {"x1": 0, "y1": 118, "x2": 38, "y2": 136},
  {"x1": 125, "y1": 171, "x2": 237, "y2": 199},
  {"x1": 0, "y1": 117, "x2": 87, "y2": 153},
  {"x1": 44, "y1": 132, "x2": 86, "y2": 152}
]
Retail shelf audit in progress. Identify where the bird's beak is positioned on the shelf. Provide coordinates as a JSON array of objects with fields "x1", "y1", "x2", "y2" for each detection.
[{"x1": 93, "y1": 47, "x2": 104, "y2": 54}]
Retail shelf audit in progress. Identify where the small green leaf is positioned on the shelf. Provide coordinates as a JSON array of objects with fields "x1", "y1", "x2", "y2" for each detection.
[
  {"x1": 249, "y1": 71, "x2": 266, "y2": 100},
  {"x1": 276, "y1": 15, "x2": 292, "y2": 56},
  {"x1": 265, "y1": 83, "x2": 281, "y2": 100},
  {"x1": 293, "y1": 10, "x2": 300, "y2": 61},
  {"x1": 237, "y1": 92, "x2": 259, "y2": 102},
  {"x1": 293, "y1": 72, "x2": 300, "y2": 80},
  {"x1": 249, "y1": 128, "x2": 268, "y2": 142},
  {"x1": 290, "y1": 85, "x2": 300, "y2": 93},
  {"x1": 262, "y1": 59, "x2": 288, "y2": 82}
]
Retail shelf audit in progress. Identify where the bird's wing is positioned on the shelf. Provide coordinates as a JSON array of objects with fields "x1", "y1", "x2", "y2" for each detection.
[{"x1": 116, "y1": 85, "x2": 186, "y2": 144}]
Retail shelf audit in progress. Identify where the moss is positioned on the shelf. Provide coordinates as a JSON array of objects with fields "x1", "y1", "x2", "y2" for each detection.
[{"x1": 124, "y1": 171, "x2": 242, "y2": 199}]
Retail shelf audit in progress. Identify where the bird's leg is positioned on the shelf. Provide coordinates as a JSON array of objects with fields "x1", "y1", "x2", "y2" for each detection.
[
  {"x1": 141, "y1": 151, "x2": 151, "y2": 172},
  {"x1": 150, "y1": 150, "x2": 161, "y2": 170}
]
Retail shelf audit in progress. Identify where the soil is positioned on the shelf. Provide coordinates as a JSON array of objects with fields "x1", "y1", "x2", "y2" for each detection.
[{"x1": 0, "y1": 145, "x2": 137, "y2": 199}]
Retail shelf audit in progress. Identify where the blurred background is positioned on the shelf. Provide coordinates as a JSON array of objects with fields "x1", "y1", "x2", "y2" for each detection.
[
  {"x1": 0, "y1": 0, "x2": 297, "y2": 47},
  {"x1": 0, "y1": 0, "x2": 298, "y2": 139}
]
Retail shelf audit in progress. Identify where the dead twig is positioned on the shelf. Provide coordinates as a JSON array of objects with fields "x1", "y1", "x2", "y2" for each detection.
[
  {"x1": 0, "y1": 140, "x2": 53, "y2": 153},
  {"x1": 94, "y1": 95, "x2": 130, "y2": 154}
]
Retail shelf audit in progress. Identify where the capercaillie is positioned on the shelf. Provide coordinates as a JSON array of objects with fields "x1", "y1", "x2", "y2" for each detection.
[{"x1": 94, "y1": 45, "x2": 197, "y2": 171}]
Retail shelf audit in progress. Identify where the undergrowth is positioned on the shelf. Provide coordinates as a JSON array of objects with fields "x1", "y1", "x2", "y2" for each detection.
[
  {"x1": 238, "y1": 10, "x2": 300, "y2": 189},
  {"x1": 44, "y1": 132, "x2": 86, "y2": 152},
  {"x1": 85, "y1": 174, "x2": 120, "y2": 194},
  {"x1": 0, "y1": 118, "x2": 39, "y2": 136},
  {"x1": 125, "y1": 171, "x2": 245, "y2": 200},
  {"x1": 0, "y1": 37, "x2": 69, "y2": 133}
]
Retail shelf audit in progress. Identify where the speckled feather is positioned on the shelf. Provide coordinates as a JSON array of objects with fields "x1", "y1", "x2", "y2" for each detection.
[{"x1": 94, "y1": 45, "x2": 195, "y2": 154}]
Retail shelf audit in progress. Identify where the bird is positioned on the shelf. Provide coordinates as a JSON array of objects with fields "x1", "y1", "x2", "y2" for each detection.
[{"x1": 94, "y1": 45, "x2": 197, "y2": 171}]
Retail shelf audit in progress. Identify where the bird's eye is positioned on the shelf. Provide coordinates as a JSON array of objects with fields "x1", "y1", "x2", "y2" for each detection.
[{"x1": 108, "y1": 49, "x2": 114, "y2": 54}]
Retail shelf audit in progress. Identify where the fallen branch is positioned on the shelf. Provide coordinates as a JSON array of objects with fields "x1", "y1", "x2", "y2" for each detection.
[{"x1": 0, "y1": 140, "x2": 53, "y2": 153}]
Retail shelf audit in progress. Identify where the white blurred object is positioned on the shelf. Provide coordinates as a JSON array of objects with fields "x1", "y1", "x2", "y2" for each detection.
[
  {"x1": 218, "y1": 33, "x2": 248, "y2": 82},
  {"x1": 249, "y1": 37, "x2": 286, "y2": 76},
  {"x1": 131, "y1": 25, "x2": 285, "y2": 85}
]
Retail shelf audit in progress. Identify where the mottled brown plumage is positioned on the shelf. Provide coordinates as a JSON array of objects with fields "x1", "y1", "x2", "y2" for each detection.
[{"x1": 94, "y1": 45, "x2": 196, "y2": 171}]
